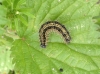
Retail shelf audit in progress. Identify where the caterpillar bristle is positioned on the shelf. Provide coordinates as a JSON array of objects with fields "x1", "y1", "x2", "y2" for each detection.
[{"x1": 39, "y1": 21, "x2": 71, "y2": 48}]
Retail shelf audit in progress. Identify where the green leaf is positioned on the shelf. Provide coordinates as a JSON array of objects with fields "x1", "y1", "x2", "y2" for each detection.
[
  {"x1": 11, "y1": 40, "x2": 42, "y2": 74},
  {"x1": 18, "y1": 15, "x2": 28, "y2": 26},
  {"x1": 13, "y1": 0, "x2": 20, "y2": 8},
  {"x1": 0, "y1": 27, "x2": 5, "y2": 35},
  {"x1": 0, "y1": 5, "x2": 8, "y2": 25},
  {"x1": 0, "y1": 45, "x2": 13, "y2": 74},
  {"x1": 18, "y1": 8, "x2": 35, "y2": 18},
  {"x1": 0, "y1": 36, "x2": 13, "y2": 74},
  {"x1": 94, "y1": 15, "x2": 100, "y2": 26},
  {"x1": 11, "y1": 0, "x2": 100, "y2": 74}
]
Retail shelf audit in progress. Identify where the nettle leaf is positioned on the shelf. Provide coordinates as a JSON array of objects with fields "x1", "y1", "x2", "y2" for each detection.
[
  {"x1": 11, "y1": 0, "x2": 100, "y2": 74},
  {"x1": 0, "y1": 5, "x2": 8, "y2": 25}
]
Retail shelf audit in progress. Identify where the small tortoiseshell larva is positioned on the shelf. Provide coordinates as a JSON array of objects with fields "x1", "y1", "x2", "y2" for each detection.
[{"x1": 39, "y1": 21, "x2": 71, "y2": 48}]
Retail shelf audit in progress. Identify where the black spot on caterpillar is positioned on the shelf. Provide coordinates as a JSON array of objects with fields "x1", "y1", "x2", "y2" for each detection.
[{"x1": 39, "y1": 21, "x2": 71, "y2": 48}]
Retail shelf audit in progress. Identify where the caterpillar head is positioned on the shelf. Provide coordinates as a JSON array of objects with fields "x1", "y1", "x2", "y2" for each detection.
[{"x1": 63, "y1": 32, "x2": 71, "y2": 43}]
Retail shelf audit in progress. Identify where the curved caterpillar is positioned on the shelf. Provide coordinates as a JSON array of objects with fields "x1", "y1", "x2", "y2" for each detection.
[{"x1": 39, "y1": 21, "x2": 71, "y2": 48}]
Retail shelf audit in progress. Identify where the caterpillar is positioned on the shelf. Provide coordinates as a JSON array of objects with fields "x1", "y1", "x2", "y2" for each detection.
[{"x1": 39, "y1": 21, "x2": 71, "y2": 48}]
